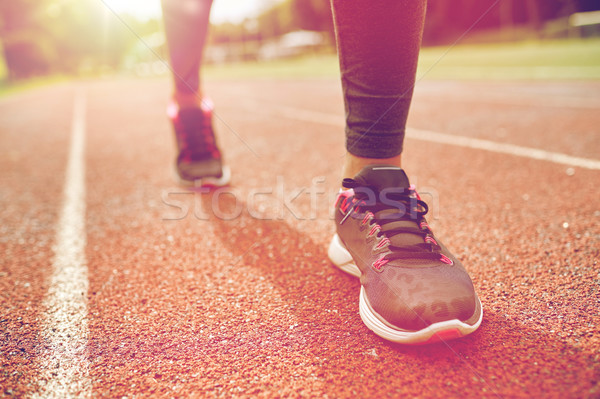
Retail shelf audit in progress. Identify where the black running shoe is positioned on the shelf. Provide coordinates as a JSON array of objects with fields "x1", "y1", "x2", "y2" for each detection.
[
  {"x1": 168, "y1": 99, "x2": 230, "y2": 187},
  {"x1": 328, "y1": 165, "x2": 482, "y2": 344}
]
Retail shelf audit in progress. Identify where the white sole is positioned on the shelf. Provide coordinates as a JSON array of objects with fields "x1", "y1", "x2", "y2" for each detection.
[
  {"x1": 359, "y1": 286, "x2": 483, "y2": 344},
  {"x1": 327, "y1": 233, "x2": 361, "y2": 277},
  {"x1": 176, "y1": 165, "x2": 231, "y2": 188},
  {"x1": 327, "y1": 233, "x2": 483, "y2": 344}
]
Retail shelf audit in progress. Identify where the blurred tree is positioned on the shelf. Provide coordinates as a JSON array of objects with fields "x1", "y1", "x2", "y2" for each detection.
[
  {"x1": 211, "y1": 22, "x2": 247, "y2": 44},
  {"x1": 0, "y1": 0, "x2": 54, "y2": 79},
  {"x1": 499, "y1": 0, "x2": 514, "y2": 29},
  {"x1": 0, "y1": 0, "x2": 149, "y2": 80},
  {"x1": 257, "y1": 0, "x2": 296, "y2": 39},
  {"x1": 525, "y1": 0, "x2": 542, "y2": 31},
  {"x1": 291, "y1": 0, "x2": 334, "y2": 41},
  {"x1": 45, "y1": 0, "x2": 140, "y2": 73},
  {"x1": 2, "y1": 0, "x2": 597, "y2": 79},
  {"x1": 422, "y1": 0, "x2": 597, "y2": 45}
]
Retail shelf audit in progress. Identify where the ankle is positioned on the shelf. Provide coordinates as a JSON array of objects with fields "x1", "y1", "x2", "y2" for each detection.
[
  {"x1": 173, "y1": 91, "x2": 203, "y2": 110},
  {"x1": 342, "y1": 152, "x2": 402, "y2": 181}
]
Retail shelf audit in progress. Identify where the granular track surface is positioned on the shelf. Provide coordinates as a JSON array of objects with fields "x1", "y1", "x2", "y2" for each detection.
[{"x1": 1, "y1": 78, "x2": 599, "y2": 398}]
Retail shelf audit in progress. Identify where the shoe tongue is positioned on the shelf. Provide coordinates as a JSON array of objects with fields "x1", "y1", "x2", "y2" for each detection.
[
  {"x1": 354, "y1": 165, "x2": 410, "y2": 191},
  {"x1": 356, "y1": 166, "x2": 423, "y2": 249}
]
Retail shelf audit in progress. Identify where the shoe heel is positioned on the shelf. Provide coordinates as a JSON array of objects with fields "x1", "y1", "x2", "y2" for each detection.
[{"x1": 328, "y1": 234, "x2": 361, "y2": 278}]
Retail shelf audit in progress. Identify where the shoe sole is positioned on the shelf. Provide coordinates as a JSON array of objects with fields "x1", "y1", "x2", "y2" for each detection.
[
  {"x1": 175, "y1": 165, "x2": 232, "y2": 188},
  {"x1": 328, "y1": 233, "x2": 483, "y2": 344}
]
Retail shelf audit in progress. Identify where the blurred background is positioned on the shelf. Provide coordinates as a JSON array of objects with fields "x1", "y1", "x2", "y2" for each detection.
[{"x1": 0, "y1": 0, "x2": 599, "y2": 86}]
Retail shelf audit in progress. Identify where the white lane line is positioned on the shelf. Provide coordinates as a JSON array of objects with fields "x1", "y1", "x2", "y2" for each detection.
[
  {"x1": 34, "y1": 91, "x2": 90, "y2": 398},
  {"x1": 251, "y1": 102, "x2": 600, "y2": 170},
  {"x1": 406, "y1": 128, "x2": 600, "y2": 170}
]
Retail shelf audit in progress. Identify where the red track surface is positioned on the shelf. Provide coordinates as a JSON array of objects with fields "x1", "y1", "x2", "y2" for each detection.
[{"x1": 1, "y1": 78, "x2": 599, "y2": 398}]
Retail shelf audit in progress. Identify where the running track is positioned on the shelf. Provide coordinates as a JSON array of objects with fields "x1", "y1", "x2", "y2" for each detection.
[{"x1": 1, "y1": 77, "x2": 599, "y2": 398}]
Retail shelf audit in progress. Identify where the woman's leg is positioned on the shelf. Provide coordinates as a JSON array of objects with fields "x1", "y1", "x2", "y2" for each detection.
[
  {"x1": 161, "y1": 0, "x2": 229, "y2": 186},
  {"x1": 330, "y1": 0, "x2": 427, "y2": 177},
  {"x1": 328, "y1": 1, "x2": 482, "y2": 345},
  {"x1": 161, "y1": 0, "x2": 214, "y2": 109}
]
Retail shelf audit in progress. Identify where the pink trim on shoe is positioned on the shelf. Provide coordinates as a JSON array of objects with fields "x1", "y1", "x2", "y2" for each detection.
[{"x1": 372, "y1": 256, "x2": 389, "y2": 271}]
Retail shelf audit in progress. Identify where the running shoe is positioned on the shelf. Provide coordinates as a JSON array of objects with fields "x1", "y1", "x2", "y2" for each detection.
[
  {"x1": 328, "y1": 165, "x2": 482, "y2": 344},
  {"x1": 168, "y1": 99, "x2": 230, "y2": 187}
]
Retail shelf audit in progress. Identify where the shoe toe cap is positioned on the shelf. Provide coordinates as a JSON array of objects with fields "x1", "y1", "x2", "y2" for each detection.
[{"x1": 364, "y1": 264, "x2": 479, "y2": 331}]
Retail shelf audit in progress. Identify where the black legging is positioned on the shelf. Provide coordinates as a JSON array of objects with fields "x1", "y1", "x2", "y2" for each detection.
[{"x1": 161, "y1": 0, "x2": 427, "y2": 159}]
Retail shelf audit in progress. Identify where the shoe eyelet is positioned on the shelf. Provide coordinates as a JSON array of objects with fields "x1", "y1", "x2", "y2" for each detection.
[
  {"x1": 374, "y1": 237, "x2": 390, "y2": 250},
  {"x1": 372, "y1": 256, "x2": 389, "y2": 271},
  {"x1": 361, "y1": 211, "x2": 374, "y2": 228},
  {"x1": 424, "y1": 236, "x2": 438, "y2": 246},
  {"x1": 439, "y1": 254, "x2": 453, "y2": 265},
  {"x1": 367, "y1": 224, "x2": 381, "y2": 237}
]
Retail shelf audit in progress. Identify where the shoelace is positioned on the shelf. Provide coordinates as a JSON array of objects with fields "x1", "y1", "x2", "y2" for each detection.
[
  {"x1": 340, "y1": 178, "x2": 452, "y2": 267},
  {"x1": 175, "y1": 110, "x2": 220, "y2": 161}
]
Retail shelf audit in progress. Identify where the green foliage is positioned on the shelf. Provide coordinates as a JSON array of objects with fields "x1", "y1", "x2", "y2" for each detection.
[
  {"x1": 200, "y1": 38, "x2": 600, "y2": 81},
  {"x1": 257, "y1": 0, "x2": 295, "y2": 39},
  {"x1": 0, "y1": 0, "x2": 595, "y2": 83},
  {"x1": 0, "y1": 0, "x2": 149, "y2": 81},
  {"x1": 210, "y1": 0, "x2": 335, "y2": 45},
  {"x1": 290, "y1": 0, "x2": 334, "y2": 40}
]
